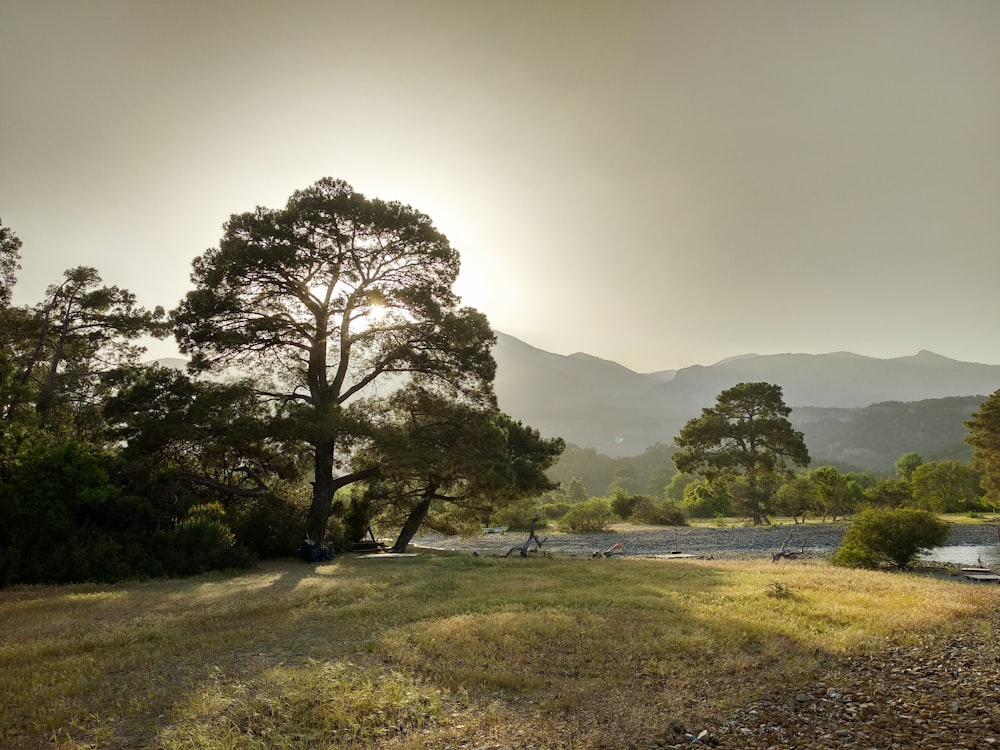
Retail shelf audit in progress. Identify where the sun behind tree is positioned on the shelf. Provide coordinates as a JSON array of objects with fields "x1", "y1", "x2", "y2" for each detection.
[{"x1": 172, "y1": 178, "x2": 498, "y2": 544}]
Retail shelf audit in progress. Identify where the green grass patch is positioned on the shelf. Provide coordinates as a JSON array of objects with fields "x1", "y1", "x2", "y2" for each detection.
[{"x1": 1, "y1": 553, "x2": 995, "y2": 749}]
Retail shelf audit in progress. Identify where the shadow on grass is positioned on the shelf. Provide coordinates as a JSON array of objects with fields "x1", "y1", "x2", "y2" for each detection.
[{"x1": 1, "y1": 553, "x2": 992, "y2": 749}]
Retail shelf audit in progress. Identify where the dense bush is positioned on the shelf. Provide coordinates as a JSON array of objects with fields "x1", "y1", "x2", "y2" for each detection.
[
  {"x1": 163, "y1": 502, "x2": 253, "y2": 576},
  {"x1": 630, "y1": 496, "x2": 687, "y2": 526},
  {"x1": 680, "y1": 481, "x2": 732, "y2": 519},
  {"x1": 0, "y1": 442, "x2": 163, "y2": 586},
  {"x1": 488, "y1": 497, "x2": 542, "y2": 530},
  {"x1": 560, "y1": 498, "x2": 615, "y2": 533},
  {"x1": 538, "y1": 502, "x2": 572, "y2": 521},
  {"x1": 832, "y1": 507, "x2": 950, "y2": 569},
  {"x1": 610, "y1": 489, "x2": 640, "y2": 520},
  {"x1": 228, "y1": 495, "x2": 305, "y2": 558}
]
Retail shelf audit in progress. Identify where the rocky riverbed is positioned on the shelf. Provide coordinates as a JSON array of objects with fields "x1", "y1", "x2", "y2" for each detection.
[{"x1": 413, "y1": 521, "x2": 1000, "y2": 562}]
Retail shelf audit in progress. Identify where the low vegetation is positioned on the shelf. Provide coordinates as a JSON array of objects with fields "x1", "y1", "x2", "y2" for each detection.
[
  {"x1": 832, "y1": 507, "x2": 950, "y2": 569},
  {"x1": 2, "y1": 553, "x2": 995, "y2": 749}
]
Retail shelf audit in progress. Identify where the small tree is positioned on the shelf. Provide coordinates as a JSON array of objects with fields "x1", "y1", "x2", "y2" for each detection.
[
  {"x1": 809, "y1": 466, "x2": 863, "y2": 521},
  {"x1": 774, "y1": 475, "x2": 814, "y2": 523},
  {"x1": 832, "y1": 507, "x2": 949, "y2": 569}
]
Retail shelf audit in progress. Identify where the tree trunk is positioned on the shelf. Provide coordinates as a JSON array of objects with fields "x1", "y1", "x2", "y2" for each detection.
[
  {"x1": 305, "y1": 439, "x2": 336, "y2": 543},
  {"x1": 305, "y1": 454, "x2": 380, "y2": 546},
  {"x1": 391, "y1": 487, "x2": 436, "y2": 553}
]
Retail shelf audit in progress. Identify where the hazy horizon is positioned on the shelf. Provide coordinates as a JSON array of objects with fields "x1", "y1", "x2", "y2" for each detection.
[{"x1": 3, "y1": 1, "x2": 998, "y2": 371}]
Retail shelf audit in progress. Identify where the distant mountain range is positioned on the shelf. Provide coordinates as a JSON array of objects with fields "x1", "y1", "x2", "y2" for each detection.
[
  {"x1": 492, "y1": 332, "x2": 1000, "y2": 472},
  {"x1": 153, "y1": 334, "x2": 1000, "y2": 474}
]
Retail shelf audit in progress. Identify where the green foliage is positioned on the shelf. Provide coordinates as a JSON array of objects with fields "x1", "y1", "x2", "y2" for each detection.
[
  {"x1": 0, "y1": 442, "x2": 162, "y2": 586},
  {"x1": 164, "y1": 502, "x2": 252, "y2": 576},
  {"x1": 2, "y1": 266, "x2": 166, "y2": 440},
  {"x1": 560, "y1": 498, "x2": 615, "y2": 533},
  {"x1": 910, "y1": 460, "x2": 984, "y2": 513},
  {"x1": 547, "y1": 443, "x2": 676, "y2": 498},
  {"x1": 488, "y1": 497, "x2": 541, "y2": 530},
  {"x1": 537, "y1": 501, "x2": 572, "y2": 521},
  {"x1": 0, "y1": 218, "x2": 23, "y2": 308},
  {"x1": 227, "y1": 494, "x2": 307, "y2": 559},
  {"x1": 865, "y1": 477, "x2": 912, "y2": 509},
  {"x1": 563, "y1": 476, "x2": 588, "y2": 503},
  {"x1": 965, "y1": 390, "x2": 1000, "y2": 511},
  {"x1": 680, "y1": 480, "x2": 732, "y2": 519},
  {"x1": 665, "y1": 472, "x2": 697, "y2": 501},
  {"x1": 359, "y1": 384, "x2": 564, "y2": 551},
  {"x1": 808, "y1": 466, "x2": 863, "y2": 521},
  {"x1": 610, "y1": 487, "x2": 640, "y2": 519},
  {"x1": 773, "y1": 475, "x2": 814, "y2": 522},
  {"x1": 896, "y1": 452, "x2": 925, "y2": 480},
  {"x1": 832, "y1": 507, "x2": 950, "y2": 569},
  {"x1": 674, "y1": 382, "x2": 809, "y2": 525},
  {"x1": 629, "y1": 496, "x2": 686, "y2": 526}
]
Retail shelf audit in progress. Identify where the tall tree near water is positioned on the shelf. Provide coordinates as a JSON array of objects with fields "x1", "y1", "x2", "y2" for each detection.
[
  {"x1": 965, "y1": 390, "x2": 1000, "y2": 511},
  {"x1": 172, "y1": 178, "x2": 496, "y2": 543},
  {"x1": 673, "y1": 382, "x2": 810, "y2": 525}
]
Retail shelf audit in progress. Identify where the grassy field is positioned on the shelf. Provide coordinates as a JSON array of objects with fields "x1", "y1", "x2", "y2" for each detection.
[{"x1": 1, "y1": 551, "x2": 996, "y2": 749}]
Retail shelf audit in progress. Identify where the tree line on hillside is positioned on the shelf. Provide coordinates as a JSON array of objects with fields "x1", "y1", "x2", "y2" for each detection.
[{"x1": 0, "y1": 181, "x2": 564, "y2": 587}]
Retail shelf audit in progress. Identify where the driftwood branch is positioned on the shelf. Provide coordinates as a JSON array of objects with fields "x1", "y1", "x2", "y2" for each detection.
[
  {"x1": 771, "y1": 532, "x2": 806, "y2": 562},
  {"x1": 506, "y1": 516, "x2": 548, "y2": 558}
]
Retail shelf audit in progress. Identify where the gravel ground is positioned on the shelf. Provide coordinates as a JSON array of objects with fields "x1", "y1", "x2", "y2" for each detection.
[
  {"x1": 711, "y1": 616, "x2": 1000, "y2": 750},
  {"x1": 414, "y1": 522, "x2": 1000, "y2": 750},
  {"x1": 413, "y1": 522, "x2": 1000, "y2": 562}
]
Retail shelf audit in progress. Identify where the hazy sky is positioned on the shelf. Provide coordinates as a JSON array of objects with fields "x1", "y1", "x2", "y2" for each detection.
[{"x1": 2, "y1": 1, "x2": 998, "y2": 372}]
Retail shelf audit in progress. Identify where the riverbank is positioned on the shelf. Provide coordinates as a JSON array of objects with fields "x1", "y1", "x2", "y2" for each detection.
[{"x1": 414, "y1": 520, "x2": 1000, "y2": 562}]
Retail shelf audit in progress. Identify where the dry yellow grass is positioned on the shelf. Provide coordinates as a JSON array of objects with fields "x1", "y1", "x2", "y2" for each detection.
[{"x1": 0, "y1": 553, "x2": 995, "y2": 749}]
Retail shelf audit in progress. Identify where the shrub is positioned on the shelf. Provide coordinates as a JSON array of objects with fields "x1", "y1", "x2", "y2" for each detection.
[
  {"x1": 560, "y1": 498, "x2": 615, "y2": 533},
  {"x1": 164, "y1": 502, "x2": 252, "y2": 576},
  {"x1": 538, "y1": 502, "x2": 571, "y2": 521},
  {"x1": 832, "y1": 507, "x2": 950, "y2": 569},
  {"x1": 630, "y1": 496, "x2": 687, "y2": 526},
  {"x1": 228, "y1": 495, "x2": 305, "y2": 558},
  {"x1": 0, "y1": 442, "x2": 162, "y2": 586},
  {"x1": 489, "y1": 497, "x2": 541, "y2": 530},
  {"x1": 610, "y1": 489, "x2": 640, "y2": 520}
]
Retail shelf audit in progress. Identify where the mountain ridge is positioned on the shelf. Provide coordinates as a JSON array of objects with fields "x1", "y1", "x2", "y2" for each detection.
[
  {"x1": 151, "y1": 332, "x2": 1000, "y2": 472},
  {"x1": 490, "y1": 332, "x2": 1000, "y2": 465}
]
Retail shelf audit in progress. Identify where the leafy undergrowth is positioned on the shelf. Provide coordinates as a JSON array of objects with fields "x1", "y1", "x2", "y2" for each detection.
[{"x1": 0, "y1": 554, "x2": 995, "y2": 749}]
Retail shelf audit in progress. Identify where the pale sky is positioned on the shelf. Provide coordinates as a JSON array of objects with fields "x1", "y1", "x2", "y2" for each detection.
[{"x1": 2, "y1": 0, "x2": 998, "y2": 372}]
